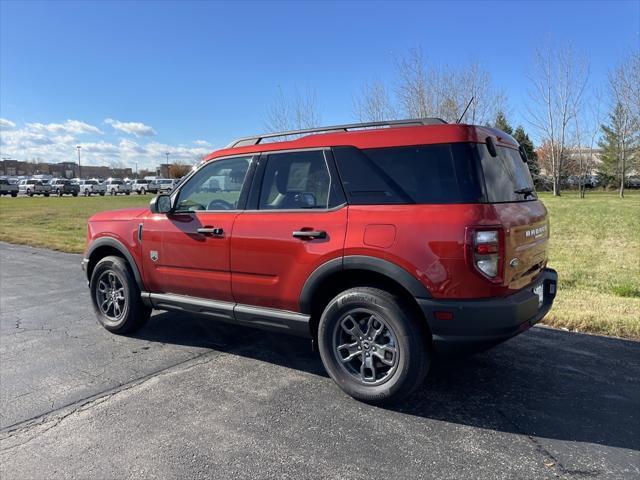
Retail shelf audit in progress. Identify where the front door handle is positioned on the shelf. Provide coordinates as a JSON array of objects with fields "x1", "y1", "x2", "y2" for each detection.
[
  {"x1": 197, "y1": 227, "x2": 224, "y2": 236},
  {"x1": 292, "y1": 230, "x2": 327, "y2": 240}
]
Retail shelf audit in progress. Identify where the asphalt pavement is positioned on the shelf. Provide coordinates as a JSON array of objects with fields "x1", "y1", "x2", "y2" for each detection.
[{"x1": 0, "y1": 242, "x2": 638, "y2": 479}]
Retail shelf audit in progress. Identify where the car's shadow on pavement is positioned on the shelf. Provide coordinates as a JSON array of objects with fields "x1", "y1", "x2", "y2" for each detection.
[{"x1": 133, "y1": 311, "x2": 640, "y2": 453}]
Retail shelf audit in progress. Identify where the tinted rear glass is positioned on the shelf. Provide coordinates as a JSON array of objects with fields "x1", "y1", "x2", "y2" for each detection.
[
  {"x1": 333, "y1": 144, "x2": 483, "y2": 204},
  {"x1": 479, "y1": 145, "x2": 537, "y2": 202}
]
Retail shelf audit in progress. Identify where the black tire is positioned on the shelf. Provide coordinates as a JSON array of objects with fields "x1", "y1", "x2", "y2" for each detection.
[
  {"x1": 90, "y1": 255, "x2": 150, "y2": 334},
  {"x1": 72, "y1": 192, "x2": 78, "y2": 197},
  {"x1": 27, "y1": 189, "x2": 32, "y2": 197},
  {"x1": 11, "y1": 192, "x2": 17, "y2": 197},
  {"x1": 44, "y1": 192, "x2": 50, "y2": 197},
  {"x1": 140, "y1": 188, "x2": 146, "y2": 195},
  {"x1": 57, "y1": 189, "x2": 62, "y2": 196},
  {"x1": 99, "y1": 192, "x2": 105, "y2": 196},
  {"x1": 125, "y1": 191, "x2": 130, "y2": 195},
  {"x1": 111, "y1": 189, "x2": 116, "y2": 196},
  {"x1": 318, "y1": 287, "x2": 430, "y2": 405}
]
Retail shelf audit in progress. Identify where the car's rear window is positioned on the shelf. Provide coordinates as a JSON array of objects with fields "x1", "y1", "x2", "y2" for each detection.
[
  {"x1": 333, "y1": 143, "x2": 483, "y2": 204},
  {"x1": 478, "y1": 144, "x2": 537, "y2": 202}
]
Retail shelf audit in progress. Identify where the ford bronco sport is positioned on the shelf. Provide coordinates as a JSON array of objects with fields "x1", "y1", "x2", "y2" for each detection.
[{"x1": 83, "y1": 119, "x2": 557, "y2": 404}]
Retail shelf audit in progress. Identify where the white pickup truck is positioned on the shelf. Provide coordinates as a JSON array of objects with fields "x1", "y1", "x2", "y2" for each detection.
[
  {"x1": 78, "y1": 180, "x2": 107, "y2": 196},
  {"x1": 104, "y1": 179, "x2": 132, "y2": 195},
  {"x1": 18, "y1": 179, "x2": 52, "y2": 196}
]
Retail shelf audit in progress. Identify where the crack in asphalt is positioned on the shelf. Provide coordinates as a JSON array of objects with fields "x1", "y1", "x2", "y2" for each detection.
[
  {"x1": 0, "y1": 348, "x2": 225, "y2": 451},
  {"x1": 494, "y1": 407, "x2": 602, "y2": 478}
]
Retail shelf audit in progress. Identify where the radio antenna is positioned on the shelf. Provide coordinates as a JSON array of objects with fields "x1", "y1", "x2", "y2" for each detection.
[{"x1": 456, "y1": 96, "x2": 474, "y2": 124}]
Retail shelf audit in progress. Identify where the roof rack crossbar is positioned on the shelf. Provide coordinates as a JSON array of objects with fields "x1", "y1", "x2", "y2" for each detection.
[{"x1": 225, "y1": 117, "x2": 447, "y2": 148}]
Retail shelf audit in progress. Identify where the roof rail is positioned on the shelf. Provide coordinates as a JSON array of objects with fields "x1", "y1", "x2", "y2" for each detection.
[{"x1": 225, "y1": 118, "x2": 447, "y2": 148}]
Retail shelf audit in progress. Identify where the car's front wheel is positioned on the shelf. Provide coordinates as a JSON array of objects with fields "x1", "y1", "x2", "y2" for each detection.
[
  {"x1": 318, "y1": 287, "x2": 430, "y2": 405},
  {"x1": 90, "y1": 256, "x2": 150, "y2": 334}
]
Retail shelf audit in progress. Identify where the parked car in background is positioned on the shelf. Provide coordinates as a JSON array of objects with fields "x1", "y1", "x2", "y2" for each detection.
[
  {"x1": 104, "y1": 179, "x2": 132, "y2": 195},
  {"x1": 627, "y1": 176, "x2": 640, "y2": 189},
  {"x1": 0, "y1": 178, "x2": 19, "y2": 197},
  {"x1": 148, "y1": 178, "x2": 176, "y2": 194},
  {"x1": 49, "y1": 179, "x2": 80, "y2": 196},
  {"x1": 132, "y1": 179, "x2": 151, "y2": 194},
  {"x1": 78, "y1": 179, "x2": 107, "y2": 196},
  {"x1": 18, "y1": 179, "x2": 51, "y2": 196}
]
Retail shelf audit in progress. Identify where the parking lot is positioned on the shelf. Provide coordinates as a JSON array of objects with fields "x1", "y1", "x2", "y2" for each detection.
[{"x1": 1, "y1": 242, "x2": 639, "y2": 479}]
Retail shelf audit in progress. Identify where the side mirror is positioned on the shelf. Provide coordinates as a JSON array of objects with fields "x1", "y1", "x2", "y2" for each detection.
[{"x1": 150, "y1": 194, "x2": 172, "y2": 214}]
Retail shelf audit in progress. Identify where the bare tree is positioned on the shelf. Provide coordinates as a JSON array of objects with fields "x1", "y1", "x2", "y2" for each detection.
[
  {"x1": 608, "y1": 52, "x2": 640, "y2": 198},
  {"x1": 353, "y1": 80, "x2": 396, "y2": 122},
  {"x1": 394, "y1": 49, "x2": 505, "y2": 124},
  {"x1": 572, "y1": 88, "x2": 603, "y2": 198},
  {"x1": 168, "y1": 162, "x2": 192, "y2": 179},
  {"x1": 527, "y1": 44, "x2": 589, "y2": 196},
  {"x1": 395, "y1": 48, "x2": 435, "y2": 118},
  {"x1": 265, "y1": 87, "x2": 321, "y2": 134}
]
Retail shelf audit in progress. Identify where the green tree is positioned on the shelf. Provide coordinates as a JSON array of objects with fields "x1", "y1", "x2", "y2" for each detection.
[
  {"x1": 494, "y1": 111, "x2": 513, "y2": 135},
  {"x1": 597, "y1": 102, "x2": 638, "y2": 193},
  {"x1": 513, "y1": 126, "x2": 540, "y2": 179}
]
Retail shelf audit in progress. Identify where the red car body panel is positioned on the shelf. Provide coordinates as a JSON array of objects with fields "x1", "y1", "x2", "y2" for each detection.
[
  {"x1": 140, "y1": 211, "x2": 239, "y2": 302},
  {"x1": 230, "y1": 208, "x2": 348, "y2": 311}
]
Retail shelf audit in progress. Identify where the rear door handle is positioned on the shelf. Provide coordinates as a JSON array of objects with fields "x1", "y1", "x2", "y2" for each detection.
[
  {"x1": 197, "y1": 227, "x2": 224, "y2": 236},
  {"x1": 292, "y1": 230, "x2": 327, "y2": 240}
]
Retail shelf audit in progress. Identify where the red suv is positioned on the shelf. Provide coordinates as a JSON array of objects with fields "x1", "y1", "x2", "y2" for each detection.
[{"x1": 83, "y1": 119, "x2": 557, "y2": 404}]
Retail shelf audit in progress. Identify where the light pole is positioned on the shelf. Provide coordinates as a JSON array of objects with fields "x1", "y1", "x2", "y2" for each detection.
[
  {"x1": 76, "y1": 146, "x2": 82, "y2": 178},
  {"x1": 135, "y1": 161, "x2": 138, "y2": 179},
  {"x1": 165, "y1": 152, "x2": 170, "y2": 177}
]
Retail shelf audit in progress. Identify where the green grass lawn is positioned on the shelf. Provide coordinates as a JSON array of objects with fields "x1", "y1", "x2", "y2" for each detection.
[
  {"x1": 0, "y1": 195, "x2": 150, "y2": 253},
  {"x1": 538, "y1": 191, "x2": 640, "y2": 339},
  {"x1": 1, "y1": 191, "x2": 638, "y2": 338}
]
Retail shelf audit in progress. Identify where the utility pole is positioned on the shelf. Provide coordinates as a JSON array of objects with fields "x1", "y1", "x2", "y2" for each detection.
[
  {"x1": 76, "y1": 146, "x2": 82, "y2": 178},
  {"x1": 135, "y1": 161, "x2": 138, "y2": 179},
  {"x1": 165, "y1": 152, "x2": 170, "y2": 177}
]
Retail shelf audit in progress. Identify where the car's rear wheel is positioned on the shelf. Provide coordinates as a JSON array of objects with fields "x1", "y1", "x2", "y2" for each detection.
[
  {"x1": 111, "y1": 188, "x2": 116, "y2": 195},
  {"x1": 90, "y1": 256, "x2": 150, "y2": 334},
  {"x1": 44, "y1": 192, "x2": 50, "y2": 197},
  {"x1": 318, "y1": 287, "x2": 430, "y2": 405},
  {"x1": 57, "y1": 189, "x2": 62, "y2": 196},
  {"x1": 125, "y1": 191, "x2": 130, "y2": 195},
  {"x1": 140, "y1": 188, "x2": 146, "y2": 195},
  {"x1": 11, "y1": 192, "x2": 17, "y2": 197},
  {"x1": 72, "y1": 192, "x2": 78, "y2": 197},
  {"x1": 27, "y1": 189, "x2": 32, "y2": 197}
]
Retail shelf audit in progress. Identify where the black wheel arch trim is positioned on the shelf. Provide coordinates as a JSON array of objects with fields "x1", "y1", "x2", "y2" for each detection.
[
  {"x1": 85, "y1": 237, "x2": 145, "y2": 291},
  {"x1": 299, "y1": 255, "x2": 432, "y2": 314}
]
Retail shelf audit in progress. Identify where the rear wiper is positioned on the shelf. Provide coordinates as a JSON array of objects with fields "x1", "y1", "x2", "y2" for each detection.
[{"x1": 514, "y1": 187, "x2": 535, "y2": 198}]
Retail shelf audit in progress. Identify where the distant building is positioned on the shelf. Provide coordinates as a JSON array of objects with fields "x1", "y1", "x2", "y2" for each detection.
[{"x1": 0, "y1": 159, "x2": 132, "y2": 179}]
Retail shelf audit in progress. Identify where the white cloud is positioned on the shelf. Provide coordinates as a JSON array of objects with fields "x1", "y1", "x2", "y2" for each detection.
[
  {"x1": 27, "y1": 119, "x2": 102, "y2": 135},
  {"x1": 194, "y1": 139, "x2": 212, "y2": 147},
  {"x1": 105, "y1": 118, "x2": 156, "y2": 137},
  {"x1": 0, "y1": 117, "x2": 211, "y2": 170},
  {"x1": 0, "y1": 118, "x2": 16, "y2": 129}
]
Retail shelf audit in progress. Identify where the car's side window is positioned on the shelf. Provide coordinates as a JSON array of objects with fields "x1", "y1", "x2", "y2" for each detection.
[
  {"x1": 175, "y1": 156, "x2": 251, "y2": 211},
  {"x1": 259, "y1": 151, "x2": 332, "y2": 210}
]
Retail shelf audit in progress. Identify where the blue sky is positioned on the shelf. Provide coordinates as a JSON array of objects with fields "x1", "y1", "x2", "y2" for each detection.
[{"x1": 1, "y1": 0, "x2": 638, "y2": 169}]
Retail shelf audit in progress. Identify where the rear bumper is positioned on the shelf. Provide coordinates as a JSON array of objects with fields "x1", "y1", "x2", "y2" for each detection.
[{"x1": 418, "y1": 268, "x2": 557, "y2": 354}]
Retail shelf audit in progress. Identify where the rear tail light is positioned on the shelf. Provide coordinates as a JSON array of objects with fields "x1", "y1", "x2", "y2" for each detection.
[{"x1": 465, "y1": 226, "x2": 504, "y2": 283}]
